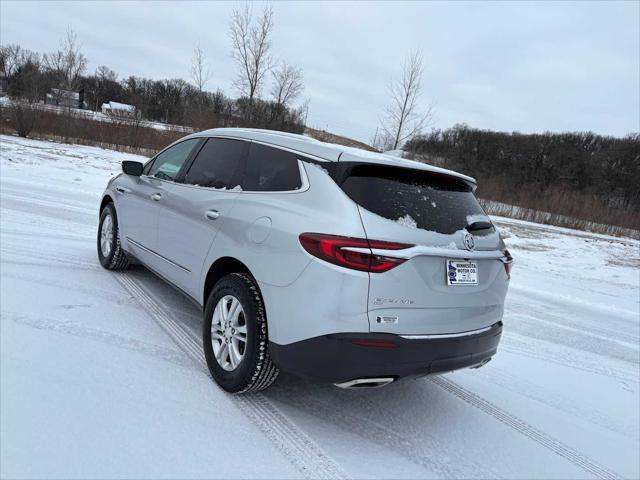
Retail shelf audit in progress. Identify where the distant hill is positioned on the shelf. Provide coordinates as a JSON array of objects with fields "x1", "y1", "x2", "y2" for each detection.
[{"x1": 304, "y1": 127, "x2": 377, "y2": 152}]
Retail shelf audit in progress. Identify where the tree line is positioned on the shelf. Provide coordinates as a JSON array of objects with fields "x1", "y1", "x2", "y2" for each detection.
[{"x1": 406, "y1": 125, "x2": 640, "y2": 231}]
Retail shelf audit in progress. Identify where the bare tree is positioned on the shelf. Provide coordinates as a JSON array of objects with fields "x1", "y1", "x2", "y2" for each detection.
[
  {"x1": 92, "y1": 65, "x2": 118, "y2": 108},
  {"x1": 377, "y1": 50, "x2": 433, "y2": 151},
  {"x1": 0, "y1": 44, "x2": 42, "y2": 101},
  {"x1": 270, "y1": 62, "x2": 304, "y2": 107},
  {"x1": 42, "y1": 27, "x2": 87, "y2": 140},
  {"x1": 300, "y1": 97, "x2": 310, "y2": 126},
  {"x1": 229, "y1": 4, "x2": 274, "y2": 110},
  {"x1": 190, "y1": 42, "x2": 211, "y2": 92},
  {"x1": 96, "y1": 65, "x2": 117, "y2": 83},
  {"x1": 370, "y1": 127, "x2": 381, "y2": 151},
  {"x1": 0, "y1": 44, "x2": 22, "y2": 79},
  {"x1": 43, "y1": 27, "x2": 87, "y2": 93},
  {"x1": 4, "y1": 49, "x2": 42, "y2": 138}
]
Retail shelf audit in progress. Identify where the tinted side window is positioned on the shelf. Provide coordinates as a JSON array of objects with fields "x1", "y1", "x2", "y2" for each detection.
[
  {"x1": 148, "y1": 139, "x2": 200, "y2": 181},
  {"x1": 184, "y1": 138, "x2": 248, "y2": 189},
  {"x1": 244, "y1": 143, "x2": 302, "y2": 191},
  {"x1": 341, "y1": 164, "x2": 491, "y2": 235}
]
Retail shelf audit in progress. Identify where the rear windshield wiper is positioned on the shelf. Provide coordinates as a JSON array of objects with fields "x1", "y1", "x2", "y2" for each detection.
[{"x1": 466, "y1": 220, "x2": 493, "y2": 232}]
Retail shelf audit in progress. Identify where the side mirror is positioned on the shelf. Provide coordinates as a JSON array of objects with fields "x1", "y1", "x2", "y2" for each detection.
[{"x1": 122, "y1": 161, "x2": 143, "y2": 176}]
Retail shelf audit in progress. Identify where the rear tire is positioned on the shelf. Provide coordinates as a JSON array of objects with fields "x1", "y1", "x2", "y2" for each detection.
[
  {"x1": 203, "y1": 273, "x2": 279, "y2": 393},
  {"x1": 97, "y1": 203, "x2": 130, "y2": 270}
]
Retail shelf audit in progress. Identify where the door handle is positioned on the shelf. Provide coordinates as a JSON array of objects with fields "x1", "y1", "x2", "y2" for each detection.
[
  {"x1": 205, "y1": 210, "x2": 220, "y2": 220},
  {"x1": 115, "y1": 186, "x2": 131, "y2": 194},
  {"x1": 151, "y1": 193, "x2": 162, "y2": 202}
]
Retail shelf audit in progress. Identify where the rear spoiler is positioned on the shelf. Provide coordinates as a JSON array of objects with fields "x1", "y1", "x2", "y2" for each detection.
[
  {"x1": 337, "y1": 151, "x2": 477, "y2": 191},
  {"x1": 325, "y1": 159, "x2": 477, "y2": 192}
]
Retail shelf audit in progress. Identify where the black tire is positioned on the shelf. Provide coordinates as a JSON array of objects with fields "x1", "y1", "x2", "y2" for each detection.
[
  {"x1": 203, "y1": 273, "x2": 279, "y2": 393},
  {"x1": 97, "y1": 202, "x2": 130, "y2": 270}
]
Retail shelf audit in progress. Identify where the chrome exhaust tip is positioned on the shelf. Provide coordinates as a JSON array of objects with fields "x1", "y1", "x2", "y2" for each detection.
[
  {"x1": 334, "y1": 377, "x2": 395, "y2": 389},
  {"x1": 469, "y1": 357, "x2": 492, "y2": 369}
]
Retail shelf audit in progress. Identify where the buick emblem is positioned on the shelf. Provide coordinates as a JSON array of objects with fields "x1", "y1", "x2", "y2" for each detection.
[{"x1": 463, "y1": 233, "x2": 475, "y2": 251}]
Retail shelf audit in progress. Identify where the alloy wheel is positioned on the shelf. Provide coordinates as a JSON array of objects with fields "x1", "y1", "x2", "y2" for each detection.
[
  {"x1": 211, "y1": 295, "x2": 247, "y2": 371},
  {"x1": 100, "y1": 214, "x2": 113, "y2": 257}
]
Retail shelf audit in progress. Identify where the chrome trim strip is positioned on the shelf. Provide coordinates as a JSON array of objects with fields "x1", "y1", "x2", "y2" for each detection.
[
  {"x1": 202, "y1": 136, "x2": 313, "y2": 193},
  {"x1": 208, "y1": 135, "x2": 332, "y2": 164},
  {"x1": 144, "y1": 138, "x2": 311, "y2": 195},
  {"x1": 164, "y1": 159, "x2": 309, "y2": 195},
  {"x1": 344, "y1": 246, "x2": 505, "y2": 261},
  {"x1": 400, "y1": 325, "x2": 494, "y2": 340},
  {"x1": 126, "y1": 237, "x2": 191, "y2": 273}
]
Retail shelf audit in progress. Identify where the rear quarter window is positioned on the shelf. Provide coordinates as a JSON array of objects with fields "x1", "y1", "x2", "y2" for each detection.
[
  {"x1": 243, "y1": 143, "x2": 302, "y2": 192},
  {"x1": 340, "y1": 164, "x2": 491, "y2": 235}
]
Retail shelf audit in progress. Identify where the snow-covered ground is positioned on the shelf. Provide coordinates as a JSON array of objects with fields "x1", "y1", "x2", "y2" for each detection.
[{"x1": 1, "y1": 134, "x2": 638, "y2": 479}]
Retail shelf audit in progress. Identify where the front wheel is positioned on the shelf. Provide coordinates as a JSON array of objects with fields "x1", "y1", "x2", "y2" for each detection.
[
  {"x1": 203, "y1": 273, "x2": 279, "y2": 393},
  {"x1": 97, "y1": 202, "x2": 130, "y2": 270}
]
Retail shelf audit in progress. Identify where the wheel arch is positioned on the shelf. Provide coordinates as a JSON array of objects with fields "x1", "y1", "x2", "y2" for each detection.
[
  {"x1": 99, "y1": 194, "x2": 114, "y2": 215},
  {"x1": 203, "y1": 256, "x2": 255, "y2": 308}
]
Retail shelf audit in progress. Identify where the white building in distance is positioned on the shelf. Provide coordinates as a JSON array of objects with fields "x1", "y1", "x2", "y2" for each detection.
[{"x1": 101, "y1": 101, "x2": 136, "y2": 117}]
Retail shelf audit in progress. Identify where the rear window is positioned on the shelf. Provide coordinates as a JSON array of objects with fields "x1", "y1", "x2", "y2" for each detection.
[{"x1": 340, "y1": 164, "x2": 490, "y2": 235}]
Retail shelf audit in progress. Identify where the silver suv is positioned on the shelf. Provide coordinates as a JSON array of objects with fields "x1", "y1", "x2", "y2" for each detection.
[{"x1": 97, "y1": 128, "x2": 512, "y2": 393}]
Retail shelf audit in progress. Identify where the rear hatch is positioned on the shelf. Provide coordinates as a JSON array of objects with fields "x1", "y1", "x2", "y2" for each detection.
[{"x1": 336, "y1": 162, "x2": 509, "y2": 335}]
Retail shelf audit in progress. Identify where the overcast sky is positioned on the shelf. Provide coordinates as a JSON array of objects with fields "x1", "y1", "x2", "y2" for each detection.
[{"x1": 1, "y1": 1, "x2": 638, "y2": 142}]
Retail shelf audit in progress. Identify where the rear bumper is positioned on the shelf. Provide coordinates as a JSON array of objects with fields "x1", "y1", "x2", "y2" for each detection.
[{"x1": 269, "y1": 321, "x2": 502, "y2": 384}]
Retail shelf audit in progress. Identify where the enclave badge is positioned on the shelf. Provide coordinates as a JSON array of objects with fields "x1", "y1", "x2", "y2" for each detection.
[{"x1": 463, "y1": 233, "x2": 475, "y2": 251}]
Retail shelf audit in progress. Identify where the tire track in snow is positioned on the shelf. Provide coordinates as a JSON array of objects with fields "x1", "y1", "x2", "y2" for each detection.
[
  {"x1": 114, "y1": 273, "x2": 348, "y2": 480},
  {"x1": 508, "y1": 312, "x2": 638, "y2": 365},
  {"x1": 508, "y1": 283, "x2": 638, "y2": 321},
  {"x1": 0, "y1": 190, "x2": 96, "y2": 215},
  {"x1": 0, "y1": 245, "x2": 100, "y2": 270},
  {"x1": 507, "y1": 295, "x2": 638, "y2": 346},
  {"x1": 0, "y1": 194, "x2": 95, "y2": 225},
  {"x1": 3, "y1": 310, "x2": 194, "y2": 370},
  {"x1": 1, "y1": 228, "x2": 94, "y2": 242},
  {"x1": 468, "y1": 367, "x2": 638, "y2": 440},
  {"x1": 2, "y1": 270, "x2": 136, "y2": 306},
  {"x1": 507, "y1": 286, "x2": 638, "y2": 340},
  {"x1": 501, "y1": 333, "x2": 638, "y2": 385},
  {"x1": 269, "y1": 382, "x2": 501, "y2": 479},
  {"x1": 430, "y1": 376, "x2": 621, "y2": 480},
  {"x1": 0, "y1": 207, "x2": 95, "y2": 235}
]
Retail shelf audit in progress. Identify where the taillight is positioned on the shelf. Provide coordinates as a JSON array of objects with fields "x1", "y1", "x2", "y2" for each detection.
[
  {"x1": 503, "y1": 249, "x2": 513, "y2": 276},
  {"x1": 299, "y1": 233, "x2": 413, "y2": 273}
]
